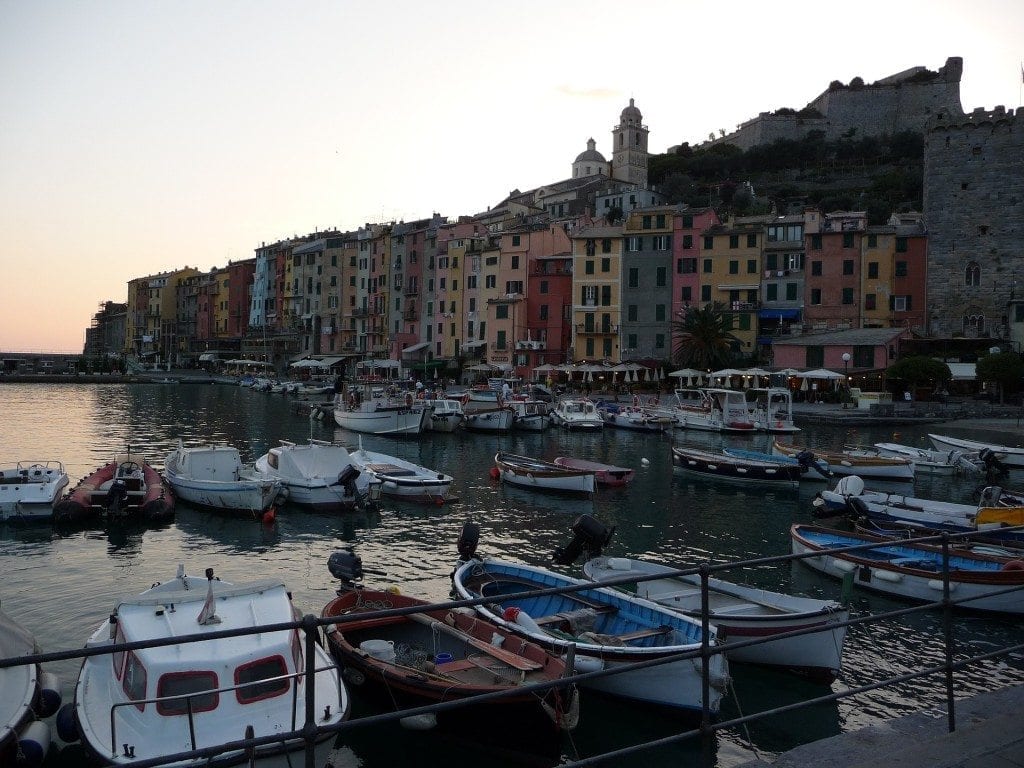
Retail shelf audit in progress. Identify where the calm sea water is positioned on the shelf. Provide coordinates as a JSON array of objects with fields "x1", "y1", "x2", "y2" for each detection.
[{"x1": 2, "y1": 383, "x2": 1023, "y2": 767}]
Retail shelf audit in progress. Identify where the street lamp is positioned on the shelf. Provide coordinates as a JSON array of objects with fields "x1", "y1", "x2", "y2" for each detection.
[{"x1": 841, "y1": 352, "x2": 851, "y2": 408}]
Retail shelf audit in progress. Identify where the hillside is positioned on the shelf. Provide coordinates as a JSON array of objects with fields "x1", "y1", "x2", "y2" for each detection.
[{"x1": 648, "y1": 129, "x2": 924, "y2": 223}]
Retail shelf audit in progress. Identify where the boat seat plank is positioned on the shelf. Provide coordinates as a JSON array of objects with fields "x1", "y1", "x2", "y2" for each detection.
[
  {"x1": 364, "y1": 463, "x2": 416, "y2": 476},
  {"x1": 534, "y1": 604, "x2": 617, "y2": 626},
  {"x1": 467, "y1": 637, "x2": 542, "y2": 670},
  {"x1": 615, "y1": 625, "x2": 673, "y2": 641}
]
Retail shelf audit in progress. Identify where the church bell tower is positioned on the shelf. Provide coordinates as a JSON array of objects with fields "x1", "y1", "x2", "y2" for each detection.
[{"x1": 611, "y1": 98, "x2": 649, "y2": 186}]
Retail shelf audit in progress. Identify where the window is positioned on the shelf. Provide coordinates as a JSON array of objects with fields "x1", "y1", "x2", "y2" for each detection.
[
  {"x1": 842, "y1": 233, "x2": 854, "y2": 248},
  {"x1": 868, "y1": 262, "x2": 879, "y2": 279},
  {"x1": 505, "y1": 280, "x2": 523, "y2": 295},
  {"x1": 495, "y1": 304, "x2": 509, "y2": 319},
  {"x1": 585, "y1": 338, "x2": 594, "y2": 356},
  {"x1": 626, "y1": 236, "x2": 642, "y2": 251},
  {"x1": 656, "y1": 267, "x2": 666, "y2": 287},
  {"x1": 701, "y1": 285, "x2": 711, "y2": 301},
  {"x1": 891, "y1": 295, "x2": 911, "y2": 312},
  {"x1": 965, "y1": 262, "x2": 980, "y2": 286},
  {"x1": 865, "y1": 293, "x2": 876, "y2": 310},
  {"x1": 806, "y1": 346, "x2": 824, "y2": 368},
  {"x1": 602, "y1": 338, "x2": 612, "y2": 357},
  {"x1": 678, "y1": 257, "x2": 696, "y2": 274},
  {"x1": 467, "y1": 275, "x2": 477, "y2": 289},
  {"x1": 627, "y1": 333, "x2": 637, "y2": 348},
  {"x1": 511, "y1": 255, "x2": 520, "y2": 269},
  {"x1": 810, "y1": 288, "x2": 821, "y2": 305},
  {"x1": 895, "y1": 237, "x2": 908, "y2": 253},
  {"x1": 496, "y1": 330, "x2": 506, "y2": 349},
  {"x1": 468, "y1": 298, "x2": 476, "y2": 312},
  {"x1": 511, "y1": 235, "x2": 521, "y2": 246},
  {"x1": 485, "y1": 275, "x2": 496, "y2": 289},
  {"x1": 585, "y1": 260, "x2": 594, "y2": 275},
  {"x1": 655, "y1": 304, "x2": 665, "y2": 321},
  {"x1": 766, "y1": 283, "x2": 778, "y2": 301},
  {"x1": 682, "y1": 215, "x2": 693, "y2": 228},
  {"x1": 601, "y1": 257, "x2": 610, "y2": 272},
  {"x1": 652, "y1": 235, "x2": 670, "y2": 250},
  {"x1": 853, "y1": 346, "x2": 874, "y2": 368},
  {"x1": 702, "y1": 258, "x2": 712, "y2": 273},
  {"x1": 747, "y1": 259, "x2": 757, "y2": 274},
  {"x1": 785, "y1": 282, "x2": 798, "y2": 301},
  {"x1": 682, "y1": 234, "x2": 693, "y2": 249},
  {"x1": 601, "y1": 285, "x2": 611, "y2": 306},
  {"x1": 842, "y1": 288, "x2": 854, "y2": 304},
  {"x1": 627, "y1": 305, "x2": 637, "y2": 321},
  {"x1": 681, "y1": 286, "x2": 692, "y2": 301},
  {"x1": 703, "y1": 236, "x2": 714, "y2": 250},
  {"x1": 539, "y1": 304, "x2": 548, "y2": 320},
  {"x1": 582, "y1": 286, "x2": 597, "y2": 305},
  {"x1": 895, "y1": 261, "x2": 907, "y2": 277},
  {"x1": 842, "y1": 260, "x2": 854, "y2": 276},
  {"x1": 540, "y1": 280, "x2": 548, "y2": 294},
  {"x1": 867, "y1": 234, "x2": 877, "y2": 248},
  {"x1": 811, "y1": 261, "x2": 822, "y2": 276},
  {"x1": 729, "y1": 235, "x2": 739, "y2": 249},
  {"x1": 728, "y1": 260, "x2": 739, "y2": 275},
  {"x1": 746, "y1": 233, "x2": 757, "y2": 248},
  {"x1": 655, "y1": 333, "x2": 665, "y2": 349},
  {"x1": 810, "y1": 234, "x2": 822, "y2": 250},
  {"x1": 656, "y1": 214, "x2": 665, "y2": 228},
  {"x1": 601, "y1": 238, "x2": 612, "y2": 253},
  {"x1": 642, "y1": 215, "x2": 652, "y2": 229},
  {"x1": 123, "y1": 651, "x2": 148, "y2": 710},
  {"x1": 157, "y1": 672, "x2": 219, "y2": 716},
  {"x1": 738, "y1": 314, "x2": 751, "y2": 330},
  {"x1": 628, "y1": 268, "x2": 639, "y2": 287}
]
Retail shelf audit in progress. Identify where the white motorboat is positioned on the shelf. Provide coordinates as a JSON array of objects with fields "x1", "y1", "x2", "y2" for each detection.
[
  {"x1": 929, "y1": 433, "x2": 1024, "y2": 470},
  {"x1": 583, "y1": 555, "x2": 847, "y2": 683},
  {"x1": 451, "y1": 552, "x2": 729, "y2": 714},
  {"x1": 62, "y1": 566, "x2": 349, "y2": 766},
  {"x1": 163, "y1": 442, "x2": 283, "y2": 514},
  {"x1": 494, "y1": 452, "x2": 595, "y2": 495},
  {"x1": 349, "y1": 440, "x2": 453, "y2": 502},
  {"x1": 658, "y1": 388, "x2": 757, "y2": 433},
  {"x1": 0, "y1": 460, "x2": 70, "y2": 523},
  {"x1": 1, "y1": 605, "x2": 62, "y2": 766},
  {"x1": 747, "y1": 388, "x2": 800, "y2": 433},
  {"x1": 871, "y1": 442, "x2": 984, "y2": 475},
  {"x1": 254, "y1": 440, "x2": 380, "y2": 511},
  {"x1": 463, "y1": 407, "x2": 515, "y2": 433},
  {"x1": 549, "y1": 399, "x2": 603, "y2": 430},
  {"x1": 333, "y1": 386, "x2": 430, "y2": 436},
  {"x1": 423, "y1": 398, "x2": 465, "y2": 432},
  {"x1": 508, "y1": 399, "x2": 549, "y2": 431}
]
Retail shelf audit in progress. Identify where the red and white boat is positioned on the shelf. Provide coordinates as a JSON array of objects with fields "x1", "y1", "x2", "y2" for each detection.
[
  {"x1": 54, "y1": 453, "x2": 175, "y2": 523},
  {"x1": 554, "y1": 457, "x2": 635, "y2": 487}
]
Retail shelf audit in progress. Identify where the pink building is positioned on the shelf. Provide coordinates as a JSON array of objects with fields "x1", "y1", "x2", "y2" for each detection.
[
  {"x1": 804, "y1": 212, "x2": 866, "y2": 330},
  {"x1": 671, "y1": 207, "x2": 719, "y2": 333}
]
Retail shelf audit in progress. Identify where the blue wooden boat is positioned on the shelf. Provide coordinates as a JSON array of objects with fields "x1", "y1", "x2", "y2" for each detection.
[{"x1": 723, "y1": 447, "x2": 832, "y2": 481}]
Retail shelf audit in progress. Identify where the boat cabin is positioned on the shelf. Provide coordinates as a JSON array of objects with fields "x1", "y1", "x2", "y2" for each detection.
[{"x1": 173, "y1": 446, "x2": 244, "y2": 482}]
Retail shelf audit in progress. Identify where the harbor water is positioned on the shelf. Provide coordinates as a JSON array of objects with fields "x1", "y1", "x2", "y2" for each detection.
[{"x1": 2, "y1": 382, "x2": 1024, "y2": 767}]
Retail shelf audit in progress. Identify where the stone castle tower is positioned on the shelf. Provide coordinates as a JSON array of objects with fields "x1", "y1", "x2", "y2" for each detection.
[
  {"x1": 611, "y1": 98, "x2": 649, "y2": 185},
  {"x1": 924, "y1": 105, "x2": 1023, "y2": 338}
]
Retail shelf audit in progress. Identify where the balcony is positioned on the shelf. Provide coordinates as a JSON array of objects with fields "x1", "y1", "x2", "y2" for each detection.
[
  {"x1": 516, "y1": 339, "x2": 546, "y2": 351},
  {"x1": 575, "y1": 324, "x2": 618, "y2": 335},
  {"x1": 404, "y1": 286, "x2": 419, "y2": 296},
  {"x1": 351, "y1": 308, "x2": 368, "y2": 318},
  {"x1": 728, "y1": 301, "x2": 761, "y2": 311},
  {"x1": 403, "y1": 309, "x2": 418, "y2": 321}
]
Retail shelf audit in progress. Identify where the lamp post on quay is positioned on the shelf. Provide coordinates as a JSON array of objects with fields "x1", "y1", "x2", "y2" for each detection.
[{"x1": 842, "y1": 352, "x2": 851, "y2": 408}]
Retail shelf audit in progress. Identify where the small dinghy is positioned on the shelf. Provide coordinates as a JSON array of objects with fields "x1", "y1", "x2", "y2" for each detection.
[
  {"x1": 494, "y1": 452, "x2": 595, "y2": 495},
  {"x1": 553, "y1": 457, "x2": 634, "y2": 487},
  {"x1": 320, "y1": 550, "x2": 576, "y2": 752},
  {"x1": 773, "y1": 439, "x2": 915, "y2": 481},
  {"x1": 54, "y1": 452, "x2": 174, "y2": 523},
  {"x1": 672, "y1": 446, "x2": 801, "y2": 488},
  {"x1": 349, "y1": 439, "x2": 453, "y2": 503}
]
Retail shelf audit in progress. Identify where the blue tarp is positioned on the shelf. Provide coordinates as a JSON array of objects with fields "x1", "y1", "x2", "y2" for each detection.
[{"x1": 758, "y1": 308, "x2": 801, "y2": 319}]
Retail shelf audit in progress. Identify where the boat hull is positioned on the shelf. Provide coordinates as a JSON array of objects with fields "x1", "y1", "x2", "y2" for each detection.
[
  {"x1": 452, "y1": 559, "x2": 728, "y2": 714},
  {"x1": 164, "y1": 473, "x2": 280, "y2": 514},
  {"x1": 672, "y1": 447, "x2": 801, "y2": 488},
  {"x1": 553, "y1": 458, "x2": 634, "y2": 487},
  {"x1": 0, "y1": 462, "x2": 70, "y2": 522},
  {"x1": 929, "y1": 434, "x2": 1024, "y2": 469},
  {"x1": 333, "y1": 405, "x2": 429, "y2": 436},
  {"x1": 791, "y1": 524, "x2": 1024, "y2": 614},
  {"x1": 53, "y1": 460, "x2": 174, "y2": 523},
  {"x1": 495, "y1": 453, "x2": 595, "y2": 495},
  {"x1": 583, "y1": 557, "x2": 845, "y2": 682},
  {"x1": 774, "y1": 440, "x2": 914, "y2": 481},
  {"x1": 463, "y1": 408, "x2": 515, "y2": 433}
]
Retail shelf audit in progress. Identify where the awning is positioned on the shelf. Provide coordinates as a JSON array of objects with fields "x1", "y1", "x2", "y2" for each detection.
[
  {"x1": 401, "y1": 342, "x2": 430, "y2": 355},
  {"x1": 198, "y1": 352, "x2": 219, "y2": 362},
  {"x1": 947, "y1": 362, "x2": 976, "y2": 381},
  {"x1": 317, "y1": 356, "x2": 347, "y2": 368},
  {"x1": 759, "y1": 308, "x2": 801, "y2": 320},
  {"x1": 463, "y1": 340, "x2": 487, "y2": 349},
  {"x1": 407, "y1": 359, "x2": 447, "y2": 370},
  {"x1": 357, "y1": 359, "x2": 400, "y2": 369}
]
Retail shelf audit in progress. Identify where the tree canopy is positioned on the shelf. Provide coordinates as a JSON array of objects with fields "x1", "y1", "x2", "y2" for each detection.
[
  {"x1": 885, "y1": 356, "x2": 952, "y2": 387},
  {"x1": 671, "y1": 304, "x2": 740, "y2": 371},
  {"x1": 976, "y1": 352, "x2": 1024, "y2": 403}
]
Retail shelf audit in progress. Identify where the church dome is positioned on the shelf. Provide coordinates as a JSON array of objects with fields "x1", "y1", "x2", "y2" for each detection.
[
  {"x1": 574, "y1": 138, "x2": 606, "y2": 163},
  {"x1": 620, "y1": 98, "x2": 642, "y2": 124}
]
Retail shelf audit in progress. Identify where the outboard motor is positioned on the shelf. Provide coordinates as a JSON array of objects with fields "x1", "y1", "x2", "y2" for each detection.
[
  {"x1": 337, "y1": 464, "x2": 361, "y2": 497},
  {"x1": 979, "y1": 448, "x2": 1008, "y2": 482},
  {"x1": 795, "y1": 449, "x2": 832, "y2": 479},
  {"x1": 328, "y1": 548, "x2": 364, "y2": 591},
  {"x1": 456, "y1": 520, "x2": 480, "y2": 562},
  {"x1": 552, "y1": 514, "x2": 615, "y2": 566},
  {"x1": 979, "y1": 485, "x2": 1003, "y2": 507},
  {"x1": 105, "y1": 478, "x2": 129, "y2": 516},
  {"x1": 844, "y1": 496, "x2": 871, "y2": 523}
]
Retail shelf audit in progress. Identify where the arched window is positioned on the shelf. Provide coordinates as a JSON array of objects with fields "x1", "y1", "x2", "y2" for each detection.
[
  {"x1": 965, "y1": 262, "x2": 981, "y2": 287},
  {"x1": 963, "y1": 314, "x2": 986, "y2": 335}
]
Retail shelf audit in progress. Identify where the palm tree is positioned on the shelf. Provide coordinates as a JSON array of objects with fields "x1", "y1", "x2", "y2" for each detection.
[{"x1": 671, "y1": 304, "x2": 740, "y2": 371}]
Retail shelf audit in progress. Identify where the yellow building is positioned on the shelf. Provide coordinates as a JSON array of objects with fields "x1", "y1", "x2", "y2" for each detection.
[
  {"x1": 570, "y1": 225, "x2": 623, "y2": 362},
  {"x1": 700, "y1": 222, "x2": 761, "y2": 355},
  {"x1": 126, "y1": 267, "x2": 199, "y2": 362}
]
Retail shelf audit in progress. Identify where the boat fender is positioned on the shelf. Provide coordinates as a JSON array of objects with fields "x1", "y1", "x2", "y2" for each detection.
[
  {"x1": 17, "y1": 720, "x2": 51, "y2": 766},
  {"x1": 262, "y1": 507, "x2": 276, "y2": 526},
  {"x1": 400, "y1": 713, "x2": 438, "y2": 731},
  {"x1": 873, "y1": 569, "x2": 903, "y2": 583},
  {"x1": 572, "y1": 654, "x2": 605, "y2": 673},
  {"x1": 56, "y1": 703, "x2": 79, "y2": 743},
  {"x1": 502, "y1": 606, "x2": 543, "y2": 634},
  {"x1": 830, "y1": 558, "x2": 857, "y2": 573},
  {"x1": 1001, "y1": 560, "x2": 1024, "y2": 571},
  {"x1": 488, "y1": 466, "x2": 500, "y2": 480},
  {"x1": 927, "y1": 579, "x2": 957, "y2": 592},
  {"x1": 37, "y1": 671, "x2": 62, "y2": 717}
]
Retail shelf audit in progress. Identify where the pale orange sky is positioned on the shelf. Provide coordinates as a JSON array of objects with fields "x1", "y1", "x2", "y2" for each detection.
[{"x1": 1, "y1": 0, "x2": 1021, "y2": 353}]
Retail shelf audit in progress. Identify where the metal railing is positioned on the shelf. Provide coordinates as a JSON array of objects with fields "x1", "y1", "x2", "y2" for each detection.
[{"x1": 5, "y1": 528, "x2": 1024, "y2": 767}]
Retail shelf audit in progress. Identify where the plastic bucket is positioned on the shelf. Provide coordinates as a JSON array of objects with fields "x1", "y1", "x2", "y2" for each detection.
[
  {"x1": 434, "y1": 652, "x2": 453, "y2": 665},
  {"x1": 359, "y1": 639, "x2": 396, "y2": 663}
]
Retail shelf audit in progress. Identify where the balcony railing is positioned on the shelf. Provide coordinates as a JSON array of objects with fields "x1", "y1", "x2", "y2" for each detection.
[
  {"x1": 403, "y1": 309, "x2": 417, "y2": 321},
  {"x1": 351, "y1": 308, "x2": 368, "y2": 318},
  {"x1": 404, "y1": 286, "x2": 419, "y2": 296},
  {"x1": 575, "y1": 324, "x2": 618, "y2": 335}
]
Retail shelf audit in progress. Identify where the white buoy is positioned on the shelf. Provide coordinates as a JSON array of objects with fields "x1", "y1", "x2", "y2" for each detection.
[{"x1": 641, "y1": 457, "x2": 650, "y2": 466}]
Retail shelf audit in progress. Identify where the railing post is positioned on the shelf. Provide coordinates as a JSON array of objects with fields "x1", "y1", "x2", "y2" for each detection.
[
  {"x1": 940, "y1": 534, "x2": 956, "y2": 733},
  {"x1": 302, "y1": 613, "x2": 319, "y2": 768},
  {"x1": 700, "y1": 563, "x2": 713, "y2": 768}
]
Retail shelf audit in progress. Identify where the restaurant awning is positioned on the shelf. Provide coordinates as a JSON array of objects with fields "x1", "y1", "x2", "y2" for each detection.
[
  {"x1": 463, "y1": 340, "x2": 486, "y2": 349},
  {"x1": 759, "y1": 308, "x2": 801, "y2": 319},
  {"x1": 401, "y1": 342, "x2": 430, "y2": 355},
  {"x1": 947, "y1": 362, "x2": 976, "y2": 381}
]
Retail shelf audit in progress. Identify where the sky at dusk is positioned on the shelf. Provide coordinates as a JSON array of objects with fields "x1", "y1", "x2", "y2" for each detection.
[{"x1": 1, "y1": 0, "x2": 1021, "y2": 353}]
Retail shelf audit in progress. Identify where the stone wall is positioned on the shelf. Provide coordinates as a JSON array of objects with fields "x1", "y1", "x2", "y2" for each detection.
[
  {"x1": 923, "y1": 105, "x2": 1024, "y2": 338},
  {"x1": 703, "y1": 57, "x2": 963, "y2": 151}
]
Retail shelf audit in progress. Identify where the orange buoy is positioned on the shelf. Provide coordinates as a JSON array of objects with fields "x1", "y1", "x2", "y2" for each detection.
[
  {"x1": 489, "y1": 466, "x2": 500, "y2": 480},
  {"x1": 262, "y1": 507, "x2": 276, "y2": 525}
]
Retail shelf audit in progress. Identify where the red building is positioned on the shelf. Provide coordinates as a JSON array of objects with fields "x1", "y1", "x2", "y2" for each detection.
[{"x1": 803, "y1": 212, "x2": 866, "y2": 330}]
